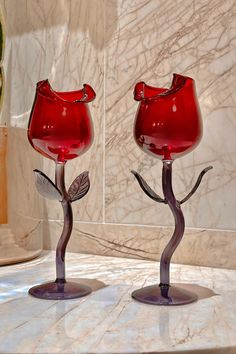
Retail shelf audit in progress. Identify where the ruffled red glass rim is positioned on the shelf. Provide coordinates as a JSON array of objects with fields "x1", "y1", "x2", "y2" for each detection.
[
  {"x1": 134, "y1": 73, "x2": 194, "y2": 101},
  {"x1": 36, "y1": 79, "x2": 96, "y2": 103}
]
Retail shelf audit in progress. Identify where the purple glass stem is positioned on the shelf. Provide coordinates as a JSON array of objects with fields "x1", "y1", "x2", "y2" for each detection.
[
  {"x1": 160, "y1": 160, "x2": 185, "y2": 287},
  {"x1": 55, "y1": 163, "x2": 72, "y2": 283},
  {"x1": 131, "y1": 161, "x2": 212, "y2": 305}
]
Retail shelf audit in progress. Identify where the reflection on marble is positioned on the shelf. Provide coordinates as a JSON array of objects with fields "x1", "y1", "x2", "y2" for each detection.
[
  {"x1": 105, "y1": 0, "x2": 236, "y2": 230},
  {"x1": 44, "y1": 221, "x2": 236, "y2": 269},
  {"x1": 0, "y1": 251, "x2": 236, "y2": 353}
]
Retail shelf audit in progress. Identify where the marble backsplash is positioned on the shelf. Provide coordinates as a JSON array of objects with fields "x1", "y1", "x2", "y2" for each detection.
[
  {"x1": 105, "y1": 0, "x2": 236, "y2": 229},
  {"x1": 1, "y1": 0, "x2": 236, "y2": 268}
]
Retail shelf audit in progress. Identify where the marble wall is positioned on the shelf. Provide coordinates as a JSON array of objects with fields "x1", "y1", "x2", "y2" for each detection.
[
  {"x1": 0, "y1": 0, "x2": 104, "y2": 264},
  {"x1": 1, "y1": 0, "x2": 236, "y2": 268},
  {"x1": 105, "y1": 0, "x2": 236, "y2": 230}
]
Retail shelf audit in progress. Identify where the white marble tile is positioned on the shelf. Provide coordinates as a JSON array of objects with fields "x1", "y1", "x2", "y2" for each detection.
[
  {"x1": 105, "y1": 0, "x2": 236, "y2": 230},
  {"x1": 0, "y1": 251, "x2": 236, "y2": 353}
]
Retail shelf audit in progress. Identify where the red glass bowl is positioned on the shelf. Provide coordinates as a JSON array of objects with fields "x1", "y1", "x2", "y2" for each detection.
[
  {"x1": 28, "y1": 80, "x2": 96, "y2": 163},
  {"x1": 134, "y1": 74, "x2": 202, "y2": 160}
]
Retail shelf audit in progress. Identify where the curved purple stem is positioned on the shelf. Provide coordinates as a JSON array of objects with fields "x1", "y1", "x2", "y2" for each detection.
[
  {"x1": 55, "y1": 163, "x2": 73, "y2": 283},
  {"x1": 160, "y1": 161, "x2": 185, "y2": 286}
]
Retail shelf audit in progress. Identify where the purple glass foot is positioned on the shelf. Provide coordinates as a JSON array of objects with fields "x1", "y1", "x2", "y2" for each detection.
[
  {"x1": 132, "y1": 284, "x2": 198, "y2": 306},
  {"x1": 29, "y1": 281, "x2": 92, "y2": 300}
]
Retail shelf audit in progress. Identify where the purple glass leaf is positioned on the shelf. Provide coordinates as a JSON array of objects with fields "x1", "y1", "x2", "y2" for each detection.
[
  {"x1": 68, "y1": 171, "x2": 90, "y2": 202},
  {"x1": 179, "y1": 166, "x2": 213, "y2": 204},
  {"x1": 131, "y1": 170, "x2": 166, "y2": 203},
  {"x1": 34, "y1": 169, "x2": 62, "y2": 201}
]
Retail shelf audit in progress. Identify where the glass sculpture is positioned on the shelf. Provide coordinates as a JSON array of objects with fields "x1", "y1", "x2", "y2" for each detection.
[
  {"x1": 132, "y1": 74, "x2": 212, "y2": 305},
  {"x1": 28, "y1": 79, "x2": 95, "y2": 300}
]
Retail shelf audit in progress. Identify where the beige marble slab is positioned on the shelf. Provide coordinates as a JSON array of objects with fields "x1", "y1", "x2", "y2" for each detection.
[
  {"x1": 105, "y1": 0, "x2": 236, "y2": 230},
  {"x1": 0, "y1": 127, "x2": 43, "y2": 264},
  {"x1": 0, "y1": 126, "x2": 7, "y2": 223},
  {"x1": 0, "y1": 225, "x2": 41, "y2": 265},
  {"x1": 0, "y1": 251, "x2": 236, "y2": 353},
  {"x1": 6, "y1": 127, "x2": 43, "y2": 255},
  {"x1": 7, "y1": 127, "x2": 44, "y2": 221},
  {"x1": 44, "y1": 221, "x2": 236, "y2": 269}
]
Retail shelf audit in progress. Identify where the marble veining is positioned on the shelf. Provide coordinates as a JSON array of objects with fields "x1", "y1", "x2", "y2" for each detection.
[
  {"x1": 1, "y1": 251, "x2": 236, "y2": 353},
  {"x1": 44, "y1": 221, "x2": 236, "y2": 269},
  {"x1": 105, "y1": 0, "x2": 236, "y2": 230}
]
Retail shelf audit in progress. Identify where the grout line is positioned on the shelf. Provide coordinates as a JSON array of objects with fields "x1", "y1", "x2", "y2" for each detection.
[
  {"x1": 102, "y1": 0, "x2": 106, "y2": 224},
  {"x1": 44, "y1": 219, "x2": 236, "y2": 232}
]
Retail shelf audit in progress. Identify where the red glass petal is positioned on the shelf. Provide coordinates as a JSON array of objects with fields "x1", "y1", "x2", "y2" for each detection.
[
  {"x1": 133, "y1": 74, "x2": 202, "y2": 160},
  {"x1": 28, "y1": 80, "x2": 95, "y2": 163}
]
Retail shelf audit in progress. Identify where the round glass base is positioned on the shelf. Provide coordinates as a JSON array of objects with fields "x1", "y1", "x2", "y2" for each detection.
[
  {"x1": 29, "y1": 281, "x2": 92, "y2": 300},
  {"x1": 132, "y1": 284, "x2": 198, "y2": 306}
]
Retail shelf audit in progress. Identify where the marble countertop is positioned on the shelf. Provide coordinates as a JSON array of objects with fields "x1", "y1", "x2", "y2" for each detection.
[{"x1": 1, "y1": 251, "x2": 236, "y2": 354}]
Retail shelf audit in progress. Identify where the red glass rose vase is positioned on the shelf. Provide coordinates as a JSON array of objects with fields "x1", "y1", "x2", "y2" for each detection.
[
  {"x1": 134, "y1": 73, "x2": 202, "y2": 161},
  {"x1": 27, "y1": 80, "x2": 96, "y2": 300},
  {"x1": 131, "y1": 74, "x2": 212, "y2": 305},
  {"x1": 28, "y1": 79, "x2": 95, "y2": 163}
]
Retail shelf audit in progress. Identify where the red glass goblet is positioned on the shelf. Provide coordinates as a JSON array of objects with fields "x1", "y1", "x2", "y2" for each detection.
[
  {"x1": 28, "y1": 80, "x2": 96, "y2": 300},
  {"x1": 131, "y1": 74, "x2": 212, "y2": 305}
]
